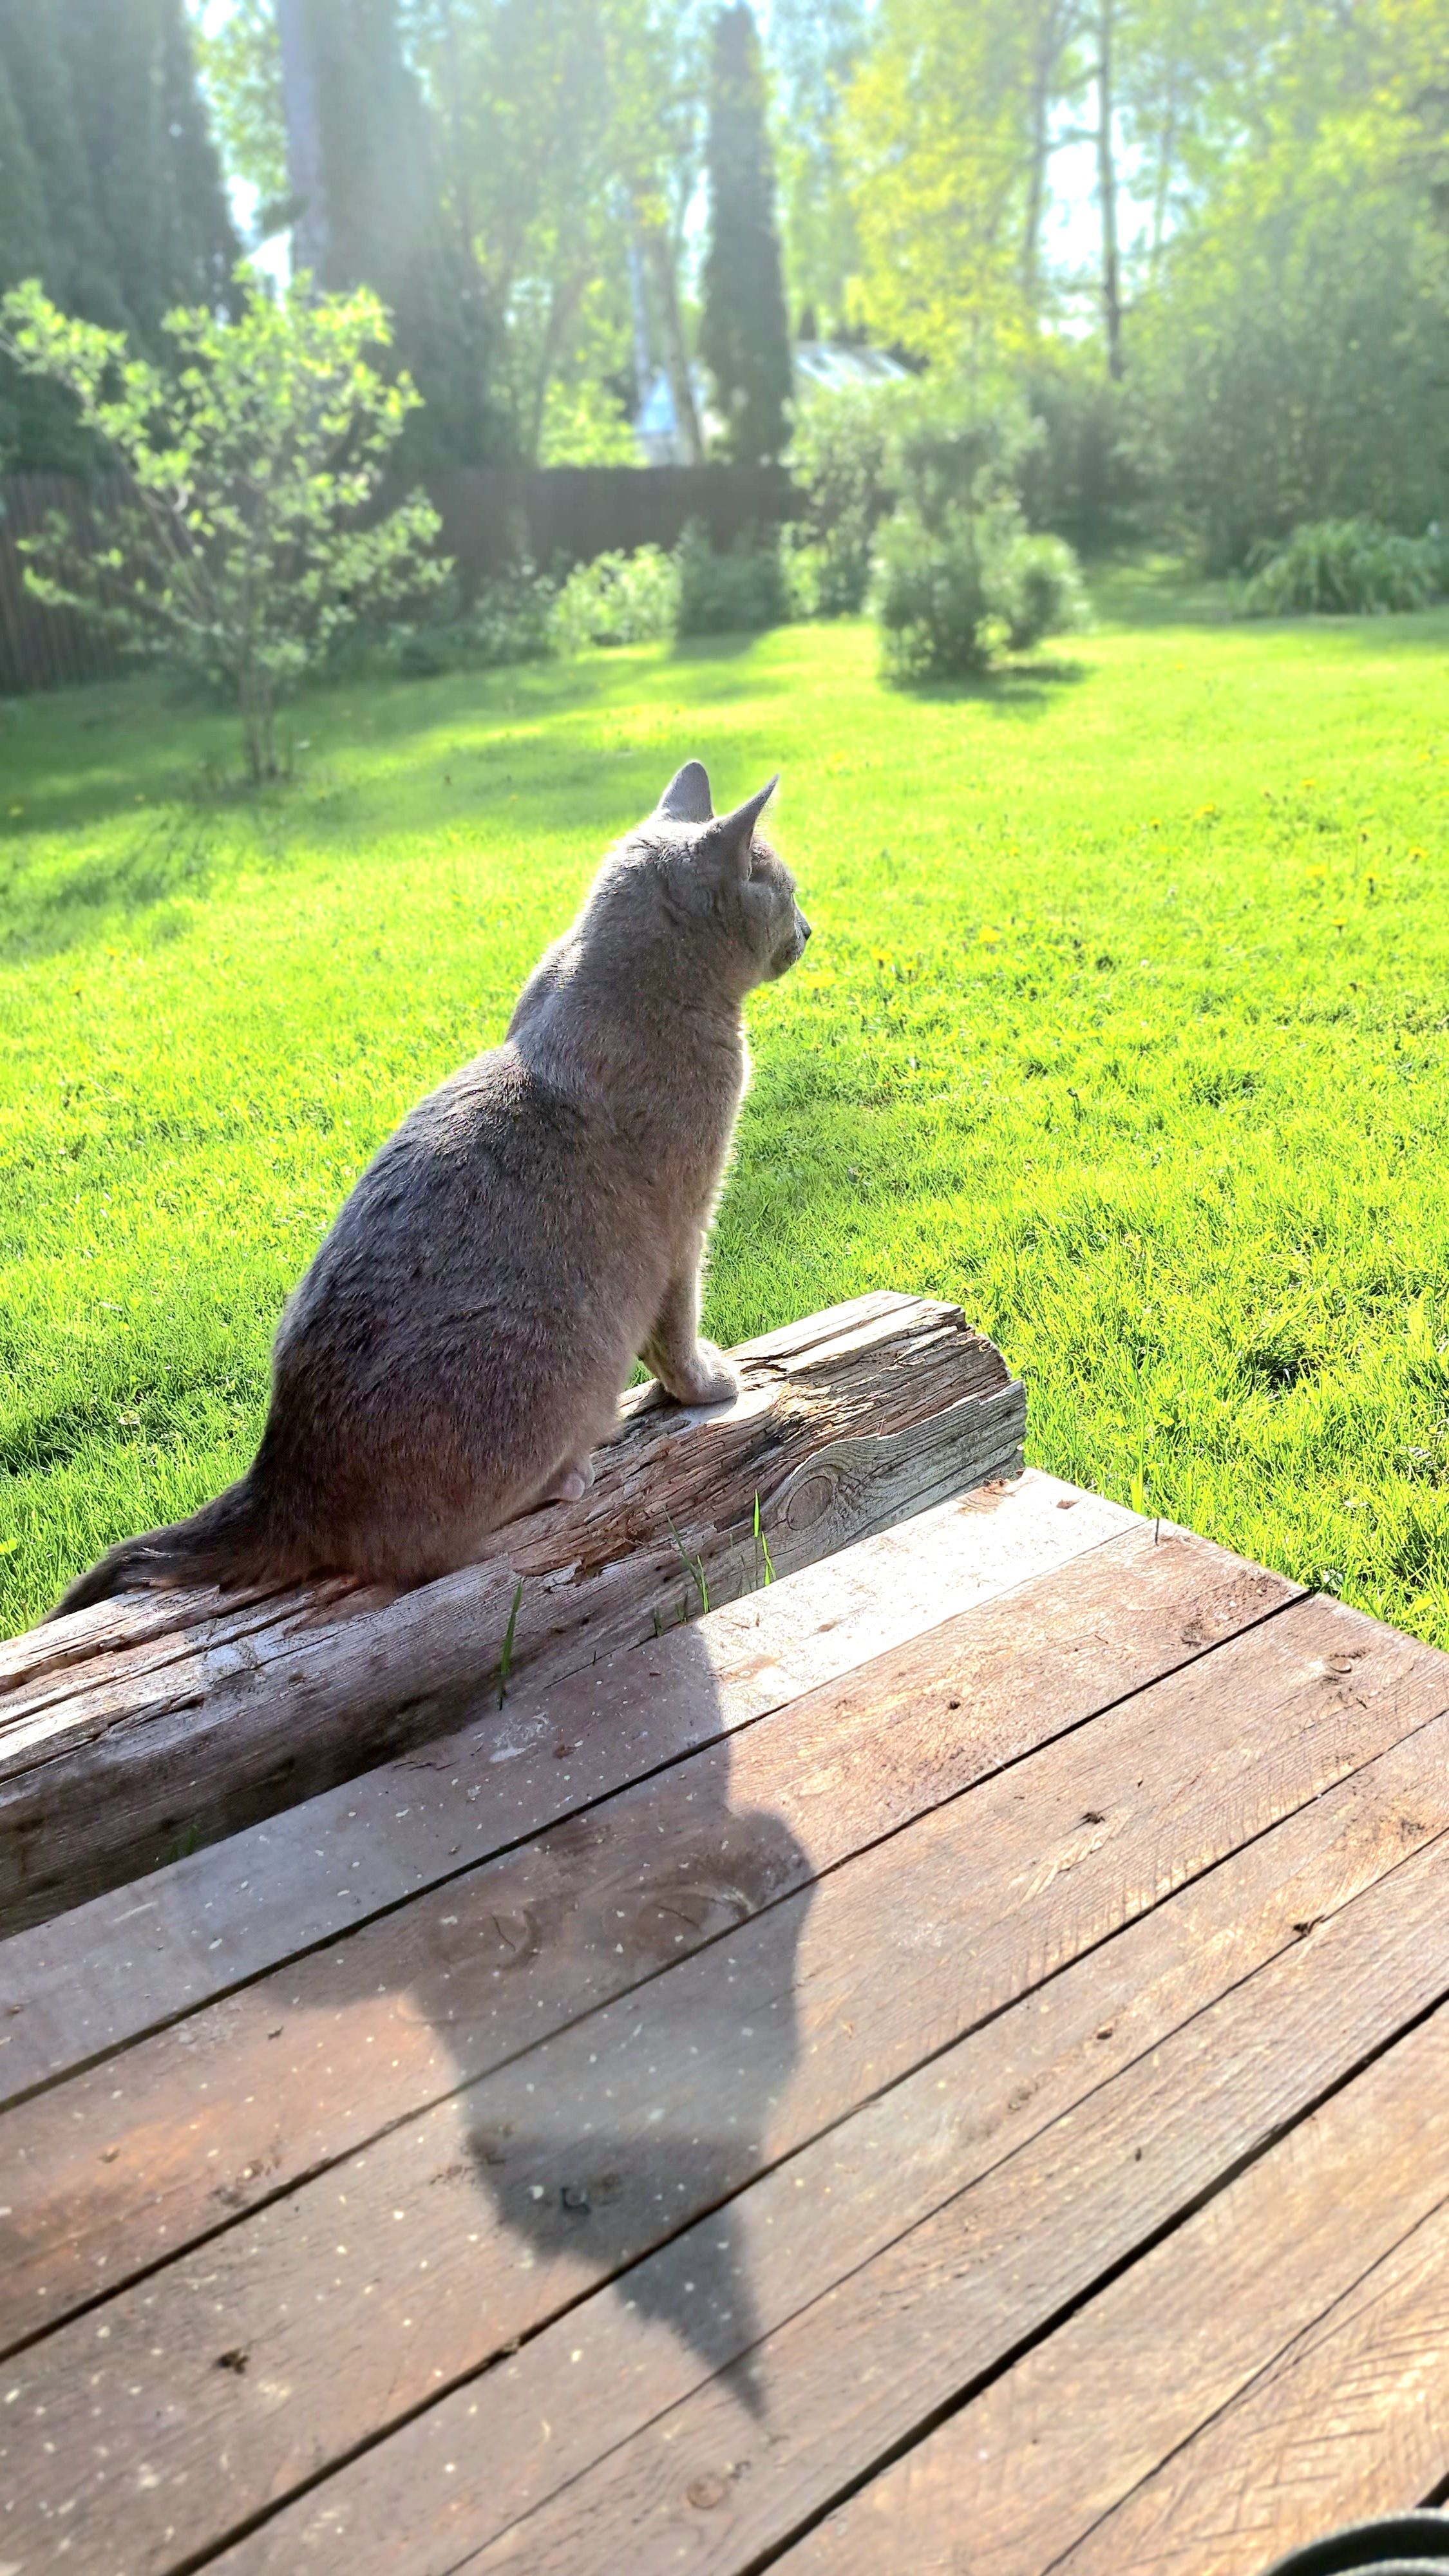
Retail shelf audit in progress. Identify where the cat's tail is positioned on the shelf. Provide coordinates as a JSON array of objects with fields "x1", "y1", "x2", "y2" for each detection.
[{"x1": 46, "y1": 1477, "x2": 292, "y2": 1621}]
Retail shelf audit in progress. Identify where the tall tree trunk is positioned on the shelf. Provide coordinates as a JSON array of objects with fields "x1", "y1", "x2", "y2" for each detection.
[
  {"x1": 276, "y1": 0, "x2": 327, "y2": 283},
  {"x1": 627, "y1": 230, "x2": 653, "y2": 409},
  {"x1": 641, "y1": 213, "x2": 703, "y2": 463},
  {"x1": 1095, "y1": 0, "x2": 1124, "y2": 379},
  {"x1": 1023, "y1": 0, "x2": 1071, "y2": 306},
  {"x1": 1150, "y1": 78, "x2": 1179, "y2": 273}
]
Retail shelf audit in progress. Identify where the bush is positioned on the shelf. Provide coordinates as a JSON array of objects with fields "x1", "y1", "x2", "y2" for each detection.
[
  {"x1": 1021, "y1": 350, "x2": 1144, "y2": 554},
  {"x1": 784, "y1": 384, "x2": 898, "y2": 617},
  {"x1": 387, "y1": 567, "x2": 557, "y2": 676},
  {"x1": 549, "y1": 547, "x2": 679, "y2": 651},
  {"x1": 873, "y1": 506, "x2": 1085, "y2": 681},
  {"x1": 675, "y1": 519, "x2": 789, "y2": 635},
  {"x1": 869, "y1": 387, "x2": 1087, "y2": 681},
  {"x1": 1242, "y1": 518, "x2": 1446, "y2": 616}
]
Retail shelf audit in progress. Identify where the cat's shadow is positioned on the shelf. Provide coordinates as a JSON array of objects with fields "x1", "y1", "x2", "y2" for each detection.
[{"x1": 368, "y1": 1624, "x2": 813, "y2": 2415}]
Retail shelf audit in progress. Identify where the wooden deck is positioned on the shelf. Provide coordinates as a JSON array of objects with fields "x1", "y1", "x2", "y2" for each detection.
[{"x1": 5, "y1": 1466, "x2": 1449, "y2": 2574}]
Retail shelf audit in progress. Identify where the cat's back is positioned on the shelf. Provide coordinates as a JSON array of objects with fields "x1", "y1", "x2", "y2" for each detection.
[{"x1": 279, "y1": 1036, "x2": 610, "y2": 1348}]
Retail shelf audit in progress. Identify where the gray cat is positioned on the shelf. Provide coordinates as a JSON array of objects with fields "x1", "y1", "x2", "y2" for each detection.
[{"x1": 50, "y1": 762, "x2": 810, "y2": 1618}]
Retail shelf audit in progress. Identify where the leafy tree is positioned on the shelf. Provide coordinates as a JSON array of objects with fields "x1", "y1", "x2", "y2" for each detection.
[
  {"x1": 0, "y1": 278, "x2": 448, "y2": 780},
  {"x1": 277, "y1": 0, "x2": 505, "y2": 468},
  {"x1": 842, "y1": 0, "x2": 1059, "y2": 366},
  {"x1": 197, "y1": 0, "x2": 712, "y2": 469},
  {"x1": 699, "y1": 4, "x2": 793, "y2": 462},
  {"x1": 194, "y1": 0, "x2": 290, "y2": 216},
  {"x1": 767, "y1": 0, "x2": 866, "y2": 336},
  {"x1": 1132, "y1": 111, "x2": 1449, "y2": 566}
]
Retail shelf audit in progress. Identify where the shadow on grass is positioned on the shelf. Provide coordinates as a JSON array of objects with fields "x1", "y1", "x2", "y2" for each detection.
[
  {"x1": 895, "y1": 654, "x2": 1090, "y2": 714},
  {"x1": 0, "y1": 634, "x2": 811, "y2": 958}
]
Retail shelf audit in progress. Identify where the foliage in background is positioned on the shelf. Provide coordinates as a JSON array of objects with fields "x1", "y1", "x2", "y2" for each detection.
[
  {"x1": 871, "y1": 390, "x2": 1086, "y2": 678},
  {"x1": 699, "y1": 4, "x2": 793, "y2": 464},
  {"x1": 0, "y1": 0, "x2": 239, "y2": 472},
  {"x1": 1133, "y1": 115, "x2": 1449, "y2": 570},
  {"x1": 1021, "y1": 346, "x2": 1142, "y2": 556},
  {"x1": 550, "y1": 545, "x2": 680, "y2": 650},
  {"x1": 766, "y1": 0, "x2": 866, "y2": 336},
  {"x1": 1243, "y1": 520, "x2": 1448, "y2": 618},
  {"x1": 0, "y1": 278, "x2": 446, "y2": 780},
  {"x1": 784, "y1": 382, "x2": 898, "y2": 616},
  {"x1": 675, "y1": 516, "x2": 789, "y2": 633}
]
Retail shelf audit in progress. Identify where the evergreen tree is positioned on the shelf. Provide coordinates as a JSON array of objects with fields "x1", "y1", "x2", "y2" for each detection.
[
  {"x1": 279, "y1": 0, "x2": 506, "y2": 469},
  {"x1": 60, "y1": 0, "x2": 240, "y2": 346},
  {"x1": 0, "y1": 0, "x2": 240, "y2": 468},
  {"x1": 699, "y1": 4, "x2": 793, "y2": 462}
]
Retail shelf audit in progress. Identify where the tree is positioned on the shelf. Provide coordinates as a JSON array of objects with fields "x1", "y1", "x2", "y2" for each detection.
[
  {"x1": 842, "y1": 0, "x2": 1061, "y2": 366},
  {"x1": 267, "y1": 0, "x2": 504, "y2": 468},
  {"x1": 767, "y1": 0, "x2": 866, "y2": 336},
  {"x1": 699, "y1": 4, "x2": 793, "y2": 462},
  {"x1": 0, "y1": 278, "x2": 448, "y2": 779},
  {"x1": 59, "y1": 0, "x2": 240, "y2": 344},
  {"x1": 1132, "y1": 111, "x2": 1449, "y2": 565},
  {"x1": 0, "y1": 0, "x2": 241, "y2": 469}
]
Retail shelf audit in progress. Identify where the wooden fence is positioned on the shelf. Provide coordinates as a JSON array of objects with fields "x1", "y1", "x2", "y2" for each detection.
[
  {"x1": 0, "y1": 473, "x2": 122, "y2": 695},
  {"x1": 0, "y1": 460, "x2": 799, "y2": 697}
]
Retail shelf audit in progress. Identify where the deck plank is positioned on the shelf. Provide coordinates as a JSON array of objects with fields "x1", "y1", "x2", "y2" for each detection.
[
  {"x1": 1054, "y1": 2199, "x2": 1449, "y2": 2576},
  {"x1": 214, "y1": 1706, "x2": 1449, "y2": 2576},
  {"x1": 0, "y1": 1472, "x2": 1141, "y2": 2106},
  {"x1": 782, "y1": 2002, "x2": 1449, "y2": 2575},
  {"x1": 421, "y1": 1854, "x2": 1449, "y2": 2576},
  {"x1": 2, "y1": 1591, "x2": 1444, "y2": 2569},
  {"x1": 0, "y1": 1520, "x2": 1286, "y2": 2345}
]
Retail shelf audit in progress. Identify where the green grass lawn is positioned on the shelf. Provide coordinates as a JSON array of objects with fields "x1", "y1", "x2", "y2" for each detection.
[{"x1": 4, "y1": 587, "x2": 1449, "y2": 1643}]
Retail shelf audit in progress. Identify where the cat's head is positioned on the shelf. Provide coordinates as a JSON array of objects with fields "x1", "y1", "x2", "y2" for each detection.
[{"x1": 644, "y1": 761, "x2": 811, "y2": 994}]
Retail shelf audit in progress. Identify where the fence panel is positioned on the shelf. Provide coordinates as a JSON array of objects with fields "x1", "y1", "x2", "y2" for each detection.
[
  {"x1": 0, "y1": 475, "x2": 122, "y2": 696},
  {"x1": 0, "y1": 462, "x2": 801, "y2": 696}
]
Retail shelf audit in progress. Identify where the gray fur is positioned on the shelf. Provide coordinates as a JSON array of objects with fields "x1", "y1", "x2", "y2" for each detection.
[{"x1": 50, "y1": 766, "x2": 810, "y2": 1616}]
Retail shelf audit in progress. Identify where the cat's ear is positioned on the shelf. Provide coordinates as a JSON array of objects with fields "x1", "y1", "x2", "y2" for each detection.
[
  {"x1": 705, "y1": 775, "x2": 779, "y2": 880},
  {"x1": 656, "y1": 760, "x2": 714, "y2": 824}
]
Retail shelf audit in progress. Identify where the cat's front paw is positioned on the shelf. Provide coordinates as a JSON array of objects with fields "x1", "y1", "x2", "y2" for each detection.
[{"x1": 665, "y1": 1343, "x2": 739, "y2": 1408}]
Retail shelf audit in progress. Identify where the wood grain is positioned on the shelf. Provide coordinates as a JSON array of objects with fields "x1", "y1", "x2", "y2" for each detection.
[
  {"x1": 1054, "y1": 2196, "x2": 1449, "y2": 2576},
  {"x1": 214, "y1": 1705, "x2": 1449, "y2": 2576},
  {"x1": 0, "y1": 1520, "x2": 1282, "y2": 2345},
  {"x1": 0, "y1": 1294, "x2": 1027, "y2": 1933},
  {"x1": 0, "y1": 1470, "x2": 1139, "y2": 2106},
  {"x1": 1, "y1": 1593, "x2": 1440, "y2": 2571},
  {"x1": 785, "y1": 1984, "x2": 1449, "y2": 2575},
  {"x1": 454, "y1": 1838, "x2": 1449, "y2": 2576}
]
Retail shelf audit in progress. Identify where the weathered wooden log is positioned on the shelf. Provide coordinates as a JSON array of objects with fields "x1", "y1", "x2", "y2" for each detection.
[{"x1": 0, "y1": 1291, "x2": 1025, "y2": 1935}]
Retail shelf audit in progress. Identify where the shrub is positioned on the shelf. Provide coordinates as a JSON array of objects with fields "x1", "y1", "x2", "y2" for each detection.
[
  {"x1": 873, "y1": 506, "x2": 1084, "y2": 681},
  {"x1": 386, "y1": 568, "x2": 557, "y2": 676},
  {"x1": 1021, "y1": 350, "x2": 1144, "y2": 553},
  {"x1": 870, "y1": 387, "x2": 1086, "y2": 681},
  {"x1": 550, "y1": 547, "x2": 679, "y2": 652},
  {"x1": 674, "y1": 518, "x2": 788, "y2": 635},
  {"x1": 0, "y1": 275, "x2": 446, "y2": 782},
  {"x1": 784, "y1": 384, "x2": 898, "y2": 617},
  {"x1": 1242, "y1": 518, "x2": 1446, "y2": 616}
]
